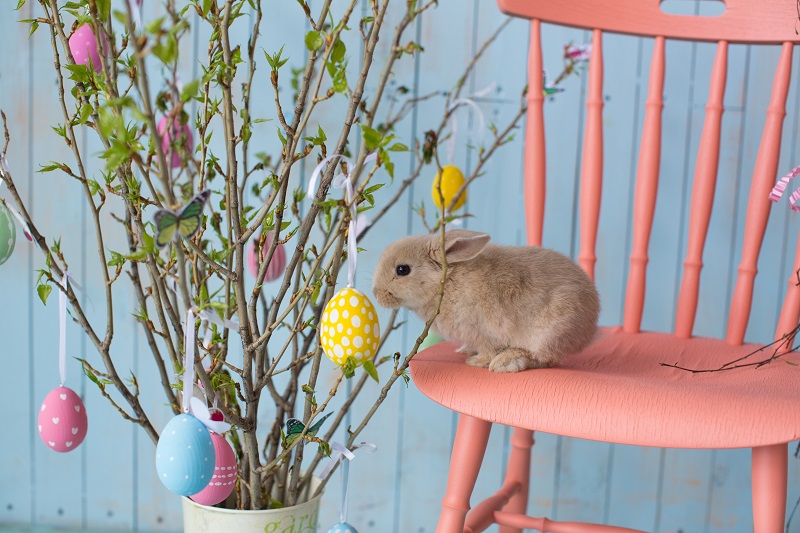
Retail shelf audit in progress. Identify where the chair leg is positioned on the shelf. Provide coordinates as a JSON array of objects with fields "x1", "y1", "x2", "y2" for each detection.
[
  {"x1": 498, "y1": 428, "x2": 535, "y2": 533},
  {"x1": 752, "y1": 443, "x2": 788, "y2": 533},
  {"x1": 436, "y1": 414, "x2": 493, "y2": 533}
]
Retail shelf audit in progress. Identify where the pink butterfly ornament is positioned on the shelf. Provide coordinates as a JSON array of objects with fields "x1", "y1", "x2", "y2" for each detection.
[{"x1": 769, "y1": 164, "x2": 800, "y2": 212}]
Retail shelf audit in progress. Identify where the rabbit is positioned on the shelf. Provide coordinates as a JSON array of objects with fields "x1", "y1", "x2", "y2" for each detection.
[{"x1": 372, "y1": 229, "x2": 600, "y2": 373}]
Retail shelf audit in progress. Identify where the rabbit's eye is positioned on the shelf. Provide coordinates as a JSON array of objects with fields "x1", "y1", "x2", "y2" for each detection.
[{"x1": 396, "y1": 264, "x2": 411, "y2": 276}]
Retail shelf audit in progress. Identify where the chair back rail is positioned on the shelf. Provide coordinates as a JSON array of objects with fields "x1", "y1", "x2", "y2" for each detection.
[
  {"x1": 726, "y1": 42, "x2": 793, "y2": 345},
  {"x1": 623, "y1": 36, "x2": 665, "y2": 334},
  {"x1": 674, "y1": 40, "x2": 728, "y2": 339},
  {"x1": 498, "y1": 0, "x2": 800, "y2": 44},
  {"x1": 577, "y1": 29, "x2": 604, "y2": 282},
  {"x1": 517, "y1": 7, "x2": 800, "y2": 343}
]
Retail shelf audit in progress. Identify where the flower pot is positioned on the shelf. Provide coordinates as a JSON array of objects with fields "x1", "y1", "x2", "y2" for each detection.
[{"x1": 182, "y1": 477, "x2": 322, "y2": 533}]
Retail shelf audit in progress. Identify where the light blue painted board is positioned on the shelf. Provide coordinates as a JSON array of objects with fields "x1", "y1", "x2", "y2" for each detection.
[
  {"x1": 0, "y1": 1, "x2": 35, "y2": 528},
  {"x1": 606, "y1": 445, "x2": 663, "y2": 531},
  {"x1": 25, "y1": 4, "x2": 88, "y2": 527},
  {"x1": 656, "y1": 449, "x2": 716, "y2": 533}
]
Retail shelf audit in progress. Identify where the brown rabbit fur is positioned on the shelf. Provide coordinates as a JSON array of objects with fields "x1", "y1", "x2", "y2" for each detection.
[{"x1": 372, "y1": 229, "x2": 600, "y2": 372}]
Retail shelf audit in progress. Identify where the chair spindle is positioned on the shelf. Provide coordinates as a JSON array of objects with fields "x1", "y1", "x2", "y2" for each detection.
[
  {"x1": 623, "y1": 36, "x2": 666, "y2": 333},
  {"x1": 578, "y1": 29, "x2": 604, "y2": 281},
  {"x1": 726, "y1": 42, "x2": 793, "y2": 346},
  {"x1": 525, "y1": 19, "x2": 546, "y2": 247},
  {"x1": 674, "y1": 41, "x2": 728, "y2": 339},
  {"x1": 774, "y1": 232, "x2": 800, "y2": 344}
]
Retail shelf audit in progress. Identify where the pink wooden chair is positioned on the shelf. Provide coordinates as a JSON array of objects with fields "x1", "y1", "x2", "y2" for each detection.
[{"x1": 409, "y1": 1, "x2": 800, "y2": 531}]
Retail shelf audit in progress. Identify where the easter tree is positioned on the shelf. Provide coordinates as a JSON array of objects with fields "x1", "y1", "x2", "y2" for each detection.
[{"x1": 0, "y1": 0, "x2": 537, "y2": 512}]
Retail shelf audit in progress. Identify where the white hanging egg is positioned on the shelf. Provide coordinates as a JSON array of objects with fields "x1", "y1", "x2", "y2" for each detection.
[
  {"x1": 319, "y1": 288, "x2": 380, "y2": 367},
  {"x1": 189, "y1": 431, "x2": 237, "y2": 506},
  {"x1": 38, "y1": 386, "x2": 88, "y2": 453},
  {"x1": 155, "y1": 414, "x2": 216, "y2": 496}
]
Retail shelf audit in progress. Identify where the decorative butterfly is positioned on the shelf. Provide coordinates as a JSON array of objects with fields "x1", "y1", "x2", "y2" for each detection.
[
  {"x1": 283, "y1": 412, "x2": 333, "y2": 448},
  {"x1": 153, "y1": 189, "x2": 211, "y2": 248},
  {"x1": 542, "y1": 70, "x2": 564, "y2": 98}
]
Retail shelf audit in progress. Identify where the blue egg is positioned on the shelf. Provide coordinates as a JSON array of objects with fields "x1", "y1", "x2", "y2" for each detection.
[
  {"x1": 155, "y1": 414, "x2": 216, "y2": 496},
  {"x1": 327, "y1": 522, "x2": 358, "y2": 533}
]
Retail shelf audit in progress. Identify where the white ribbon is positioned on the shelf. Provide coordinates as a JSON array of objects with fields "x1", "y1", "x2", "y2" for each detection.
[
  {"x1": 445, "y1": 83, "x2": 494, "y2": 164},
  {"x1": 0, "y1": 152, "x2": 33, "y2": 241},
  {"x1": 320, "y1": 441, "x2": 377, "y2": 523},
  {"x1": 58, "y1": 274, "x2": 68, "y2": 386},
  {"x1": 307, "y1": 153, "x2": 377, "y2": 288},
  {"x1": 182, "y1": 308, "x2": 195, "y2": 413},
  {"x1": 190, "y1": 395, "x2": 231, "y2": 433}
]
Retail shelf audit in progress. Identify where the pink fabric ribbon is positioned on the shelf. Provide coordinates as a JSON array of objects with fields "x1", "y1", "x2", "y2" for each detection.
[{"x1": 769, "y1": 164, "x2": 800, "y2": 212}]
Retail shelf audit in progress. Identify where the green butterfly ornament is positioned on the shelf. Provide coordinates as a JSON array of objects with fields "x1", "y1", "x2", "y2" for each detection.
[
  {"x1": 153, "y1": 189, "x2": 211, "y2": 248},
  {"x1": 283, "y1": 412, "x2": 333, "y2": 448}
]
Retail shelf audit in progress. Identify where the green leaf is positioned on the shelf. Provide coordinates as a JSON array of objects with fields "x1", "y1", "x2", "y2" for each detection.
[
  {"x1": 342, "y1": 356, "x2": 356, "y2": 379},
  {"x1": 331, "y1": 39, "x2": 346, "y2": 63},
  {"x1": 95, "y1": 0, "x2": 111, "y2": 19},
  {"x1": 64, "y1": 64, "x2": 92, "y2": 84},
  {"x1": 181, "y1": 79, "x2": 200, "y2": 102},
  {"x1": 305, "y1": 31, "x2": 324, "y2": 51},
  {"x1": 16, "y1": 0, "x2": 26, "y2": 10},
  {"x1": 363, "y1": 360, "x2": 379, "y2": 383},
  {"x1": 107, "y1": 250, "x2": 126, "y2": 267},
  {"x1": 202, "y1": 0, "x2": 214, "y2": 16},
  {"x1": 360, "y1": 124, "x2": 382, "y2": 151},
  {"x1": 153, "y1": 34, "x2": 178, "y2": 65},
  {"x1": 37, "y1": 283, "x2": 52, "y2": 305},
  {"x1": 38, "y1": 162, "x2": 63, "y2": 173},
  {"x1": 388, "y1": 142, "x2": 409, "y2": 152}
]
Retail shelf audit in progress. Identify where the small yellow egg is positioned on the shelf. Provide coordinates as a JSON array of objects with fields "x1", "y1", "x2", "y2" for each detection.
[
  {"x1": 320, "y1": 288, "x2": 381, "y2": 366},
  {"x1": 432, "y1": 165, "x2": 467, "y2": 211}
]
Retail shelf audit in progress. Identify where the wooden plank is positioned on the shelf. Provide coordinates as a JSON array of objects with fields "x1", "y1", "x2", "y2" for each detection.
[{"x1": 0, "y1": 2, "x2": 35, "y2": 527}]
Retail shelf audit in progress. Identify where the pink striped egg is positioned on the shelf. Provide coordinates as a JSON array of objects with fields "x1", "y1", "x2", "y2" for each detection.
[
  {"x1": 68, "y1": 24, "x2": 108, "y2": 74},
  {"x1": 189, "y1": 431, "x2": 237, "y2": 506},
  {"x1": 246, "y1": 233, "x2": 286, "y2": 282},
  {"x1": 157, "y1": 116, "x2": 193, "y2": 168},
  {"x1": 38, "y1": 387, "x2": 88, "y2": 453}
]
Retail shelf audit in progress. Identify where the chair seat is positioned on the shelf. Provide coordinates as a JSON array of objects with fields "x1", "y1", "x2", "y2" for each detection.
[{"x1": 409, "y1": 326, "x2": 800, "y2": 449}]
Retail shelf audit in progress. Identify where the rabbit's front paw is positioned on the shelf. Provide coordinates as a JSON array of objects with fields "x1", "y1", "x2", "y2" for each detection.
[
  {"x1": 465, "y1": 352, "x2": 494, "y2": 368},
  {"x1": 489, "y1": 348, "x2": 548, "y2": 373}
]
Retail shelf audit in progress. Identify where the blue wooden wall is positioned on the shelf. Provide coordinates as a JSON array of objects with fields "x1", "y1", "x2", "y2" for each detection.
[{"x1": 1, "y1": 1, "x2": 800, "y2": 532}]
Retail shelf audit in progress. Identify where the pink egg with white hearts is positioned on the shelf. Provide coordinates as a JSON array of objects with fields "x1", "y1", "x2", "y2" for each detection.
[
  {"x1": 246, "y1": 233, "x2": 286, "y2": 282},
  {"x1": 189, "y1": 431, "x2": 237, "y2": 506},
  {"x1": 38, "y1": 386, "x2": 88, "y2": 453},
  {"x1": 68, "y1": 24, "x2": 108, "y2": 74},
  {"x1": 157, "y1": 116, "x2": 194, "y2": 168}
]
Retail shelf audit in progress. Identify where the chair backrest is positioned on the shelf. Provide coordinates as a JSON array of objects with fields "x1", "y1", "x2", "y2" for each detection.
[{"x1": 497, "y1": 0, "x2": 800, "y2": 346}]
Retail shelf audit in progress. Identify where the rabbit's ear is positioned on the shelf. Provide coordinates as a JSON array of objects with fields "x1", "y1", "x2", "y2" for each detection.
[{"x1": 431, "y1": 230, "x2": 490, "y2": 263}]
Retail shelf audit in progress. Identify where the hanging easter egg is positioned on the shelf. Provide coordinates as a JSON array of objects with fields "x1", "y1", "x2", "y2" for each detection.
[
  {"x1": 155, "y1": 414, "x2": 216, "y2": 496},
  {"x1": 157, "y1": 115, "x2": 194, "y2": 168},
  {"x1": 432, "y1": 165, "x2": 467, "y2": 211},
  {"x1": 38, "y1": 386, "x2": 88, "y2": 453},
  {"x1": 189, "y1": 431, "x2": 237, "y2": 506},
  {"x1": 0, "y1": 203, "x2": 16, "y2": 266},
  {"x1": 246, "y1": 233, "x2": 287, "y2": 281},
  {"x1": 328, "y1": 522, "x2": 358, "y2": 533},
  {"x1": 68, "y1": 24, "x2": 108, "y2": 74},
  {"x1": 320, "y1": 288, "x2": 380, "y2": 366}
]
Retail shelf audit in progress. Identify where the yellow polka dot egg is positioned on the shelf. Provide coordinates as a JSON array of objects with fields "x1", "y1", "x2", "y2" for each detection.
[{"x1": 320, "y1": 288, "x2": 380, "y2": 366}]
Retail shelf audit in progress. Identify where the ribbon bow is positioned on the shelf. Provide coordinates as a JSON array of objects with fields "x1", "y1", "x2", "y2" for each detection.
[
  {"x1": 320, "y1": 441, "x2": 377, "y2": 524},
  {"x1": 445, "y1": 83, "x2": 494, "y2": 164},
  {"x1": 307, "y1": 153, "x2": 377, "y2": 288},
  {"x1": 769, "y1": 164, "x2": 800, "y2": 212}
]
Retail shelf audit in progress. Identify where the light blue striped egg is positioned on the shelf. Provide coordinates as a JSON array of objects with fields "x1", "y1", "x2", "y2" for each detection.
[
  {"x1": 155, "y1": 414, "x2": 215, "y2": 496},
  {"x1": 327, "y1": 522, "x2": 358, "y2": 533}
]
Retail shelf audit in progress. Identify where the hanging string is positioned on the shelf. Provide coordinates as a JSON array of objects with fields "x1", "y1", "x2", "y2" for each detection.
[
  {"x1": 445, "y1": 83, "x2": 494, "y2": 164},
  {"x1": 58, "y1": 274, "x2": 68, "y2": 386},
  {"x1": 320, "y1": 442, "x2": 377, "y2": 524},
  {"x1": 182, "y1": 308, "x2": 196, "y2": 414},
  {"x1": 307, "y1": 153, "x2": 377, "y2": 288}
]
